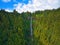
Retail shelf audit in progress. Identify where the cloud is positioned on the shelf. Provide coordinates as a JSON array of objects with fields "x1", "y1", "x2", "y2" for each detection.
[
  {"x1": 2, "y1": 0, "x2": 11, "y2": 2},
  {"x1": 5, "y1": 9, "x2": 13, "y2": 12},
  {"x1": 14, "y1": 0, "x2": 60, "y2": 13},
  {"x1": 47, "y1": 0, "x2": 58, "y2": 4}
]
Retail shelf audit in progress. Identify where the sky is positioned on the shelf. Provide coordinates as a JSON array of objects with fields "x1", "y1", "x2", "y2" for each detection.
[{"x1": 0, "y1": 0, "x2": 60, "y2": 13}]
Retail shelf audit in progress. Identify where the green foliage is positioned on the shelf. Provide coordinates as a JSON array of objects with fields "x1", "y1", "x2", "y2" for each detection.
[
  {"x1": 33, "y1": 8, "x2": 60, "y2": 45},
  {"x1": 0, "y1": 8, "x2": 60, "y2": 45}
]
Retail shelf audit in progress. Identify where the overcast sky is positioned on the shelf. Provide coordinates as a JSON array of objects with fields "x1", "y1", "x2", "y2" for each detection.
[{"x1": 0, "y1": 0, "x2": 60, "y2": 13}]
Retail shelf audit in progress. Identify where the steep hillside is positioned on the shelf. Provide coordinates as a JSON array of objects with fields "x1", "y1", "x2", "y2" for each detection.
[
  {"x1": 32, "y1": 8, "x2": 60, "y2": 45},
  {"x1": 0, "y1": 8, "x2": 60, "y2": 45}
]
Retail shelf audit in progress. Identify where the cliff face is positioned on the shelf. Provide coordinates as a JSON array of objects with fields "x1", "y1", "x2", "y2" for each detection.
[{"x1": 0, "y1": 8, "x2": 60, "y2": 45}]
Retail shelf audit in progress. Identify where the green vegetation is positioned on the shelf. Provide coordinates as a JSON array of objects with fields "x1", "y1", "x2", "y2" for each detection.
[{"x1": 0, "y1": 8, "x2": 60, "y2": 45}]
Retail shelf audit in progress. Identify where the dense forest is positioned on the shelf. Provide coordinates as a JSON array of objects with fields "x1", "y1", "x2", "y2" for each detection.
[{"x1": 0, "y1": 8, "x2": 60, "y2": 45}]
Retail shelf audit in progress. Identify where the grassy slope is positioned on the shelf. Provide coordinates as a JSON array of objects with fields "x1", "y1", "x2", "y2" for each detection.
[
  {"x1": 0, "y1": 8, "x2": 60, "y2": 45},
  {"x1": 33, "y1": 8, "x2": 60, "y2": 45}
]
